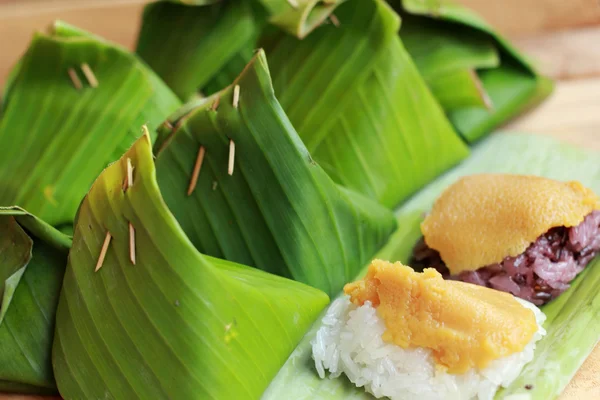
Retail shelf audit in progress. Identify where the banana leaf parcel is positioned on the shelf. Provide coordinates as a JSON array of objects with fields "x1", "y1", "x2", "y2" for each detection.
[
  {"x1": 0, "y1": 21, "x2": 180, "y2": 226},
  {"x1": 0, "y1": 208, "x2": 71, "y2": 394},
  {"x1": 394, "y1": 0, "x2": 553, "y2": 142},
  {"x1": 52, "y1": 130, "x2": 330, "y2": 399}
]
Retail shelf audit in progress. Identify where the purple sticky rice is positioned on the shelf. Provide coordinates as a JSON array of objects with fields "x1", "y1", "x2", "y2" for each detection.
[{"x1": 413, "y1": 210, "x2": 600, "y2": 305}]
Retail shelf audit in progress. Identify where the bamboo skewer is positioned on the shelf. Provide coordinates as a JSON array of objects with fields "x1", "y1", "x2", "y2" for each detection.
[
  {"x1": 233, "y1": 85, "x2": 240, "y2": 108},
  {"x1": 187, "y1": 145, "x2": 206, "y2": 196},
  {"x1": 95, "y1": 231, "x2": 112, "y2": 272},
  {"x1": 330, "y1": 14, "x2": 340, "y2": 27},
  {"x1": 68, "y1": 68, "x2": 83, "y2": 90},
  {"x1": 126, "y1": 158, "x2": 134, "y2": 190},
  {"x1": 129, "y1": 222, "x2": 136, "y2": 265},
  {"x1": 228, "y1": 139, "x2": 235, "y2": 176},
  {"x1": 81, "y1": 63, "x2": 99, "y2": 88},
  {"x1": 211, "y1": 96, "x2": 220, "y2": 111}
]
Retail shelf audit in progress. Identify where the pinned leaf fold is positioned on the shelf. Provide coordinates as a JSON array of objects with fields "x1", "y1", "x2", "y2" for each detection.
[
  {"x1": 265, "y1": 0, "x2": 469, "y2": 207},
  {"x1": 53, "y1": 128, "x2": 330, "y2": 399},
  {"x1": 155, "y1": 49, "x2": 397, "y2": 296},
  {"x1": 0, "y1": 21, "x2": 180, "y2": 226},
  {"x1": 396, "y1": 0, "x2": 553, "y2": 142},
  {"x1": 0, "y1": 208, "x2": 71, "y2": 394},
  {"x1": 136, "y1": 1, "x2": 263, "y2": 101}
]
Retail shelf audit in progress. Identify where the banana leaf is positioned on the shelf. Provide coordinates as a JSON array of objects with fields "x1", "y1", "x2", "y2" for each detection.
[
  {"x1": 394, "y1": 0, "x2": 553, "y2": 143},
  {"x1": 254, "y1": 0, "x2": 347, "y2": 38},
  {"x1": 399, "y1": 16, "x2": 498, "y2": 110},
  {"x1": 0, "y1": 208, "x2": 71, "y2": 394},
  {"x1": 52, "y1": 130, "x2": 330, "y2": 399},
  {"x1": 263, "y1": 0, "x2": 469, "y2": 208},
  {"x1": 0, "y1": 21, "x2": 181, "y2": 226},
  {"x1": 154, "y1": 49, "x2": 397, "y2": 296},
  {"x1": 136, "y1": 0, "x2": 264, "y2": 101},
  {"x1": 265, "y1": 133, "x2": 600, "y2": 399}
]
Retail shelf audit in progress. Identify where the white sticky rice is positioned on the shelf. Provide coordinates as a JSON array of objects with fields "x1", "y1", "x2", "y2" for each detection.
[{"x1": 312, "y1": 296, "x2": 546, "y2": 400}]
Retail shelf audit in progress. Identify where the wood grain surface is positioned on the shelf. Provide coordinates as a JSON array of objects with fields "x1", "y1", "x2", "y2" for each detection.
[{"x1": 0, "y1": 1, "x2": 599, "y2": 399}]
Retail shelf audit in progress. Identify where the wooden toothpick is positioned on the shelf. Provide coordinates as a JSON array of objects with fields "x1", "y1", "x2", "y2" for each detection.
[
  {"x1": 233, "y1": 85, "x2": 240, "y2": 108},
  {"x1": 126, "y1": 158, "x2": 134, "y2": 190},
  {"x1": 228, "y1": 139, "x2": 235, "y2": 176},
  {"x1": 211, "y1": 96, "x2": 220, "y2": 111},
  {"x1": 329, "y1": 14, "x2": 340, "y2": 27},
  {"x1": 129, "y1": 222, "x2": 136, "y2": 265},
  {"x1": 68, "y1": 68, "x2": 83, "y2": 90},
  {"x1": 95, "y1": 231, "x2": 112, "y2": 272},
  {"x1": 187, "y1": 145, "x2": 206, "y2": 196},
  {"x1": 81, "y1": 63, "x2": 99, "y2": 88}
]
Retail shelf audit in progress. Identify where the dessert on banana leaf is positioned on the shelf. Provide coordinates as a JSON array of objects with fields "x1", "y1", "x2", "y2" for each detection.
[
  {"x1": 312, "y1": 259, "x2": 545, "y2": 400},
  {"x1": 413, "y1": 174, "x2": 600, "y2": 304}
]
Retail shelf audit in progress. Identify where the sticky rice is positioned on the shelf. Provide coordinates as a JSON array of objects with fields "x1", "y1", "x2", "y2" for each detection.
[{"x1": 312, "y1": 296, "x2": 546, "y2": 400}]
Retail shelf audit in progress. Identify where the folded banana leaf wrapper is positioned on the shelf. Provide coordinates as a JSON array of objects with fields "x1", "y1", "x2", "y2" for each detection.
[
  {"x1": 0, "y1": 21, "x2": 181, "y2": 226},
  {"x1": 265, "y1": 134, "x2": 600, "y2": 400},
  {"x1": 391, "y1": 0, "x2": 554, "y2": 143},
  {"x1": 0, "y1": 1, "x2": 594, "y2": 400},
  {"x1": 137, "y1": 0, "x2": 470, "y2": 209},
  {"x1": 0, "y1": 208, "x2": 71, "y2": 394}
]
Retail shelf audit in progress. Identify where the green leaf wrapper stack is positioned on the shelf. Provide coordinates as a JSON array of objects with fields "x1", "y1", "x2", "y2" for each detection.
[
  {"x1": 0, "y1": 208, "x2": 71, "y2": 394},
  {"x1": 137, "y1": 0, "x2": 470, "y2": 208},
  {"x1": 0, "y1": 0, "x2": 597, "y2": 399},
  {"x1": 53, "y1": 123, "x2": 329, "y2": 399},
  {"x1": 0, "y1": 22, "x2": 180, "y2": 226},
  {"x1": 154, "y1": 50, "x2": 396, "y2": 296},
  {"x1": 393, "y1": 0, "x2": 554, "y2": 142}
]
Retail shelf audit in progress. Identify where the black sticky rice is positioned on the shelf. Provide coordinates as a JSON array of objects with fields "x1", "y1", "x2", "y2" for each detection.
[{"x1": 412, "y1": 210, "x2": 600, "y2": 305}]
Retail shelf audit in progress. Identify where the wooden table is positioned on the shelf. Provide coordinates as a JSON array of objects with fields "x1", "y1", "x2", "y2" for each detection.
[{"x1": 0, "y1": 1, "x2": 599, "y2": 399}]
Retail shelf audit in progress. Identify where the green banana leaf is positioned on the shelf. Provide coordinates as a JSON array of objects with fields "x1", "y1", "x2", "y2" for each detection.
[
  {"x1": 395, "y1": 0, "x2": 553, "y2": 142},
  {"x1": 400, "y1": 16, "x2": 498, "y2": 110},
  {"x1": 52, "y1": 130, "x2": 330, "y2": 399},
  {"x1": 136, "y1": 1, "x2": 264, "y2": 101},
  {"x1": 0, "y1": 208, "x2": 71, "y2": 394},
  {"x1": 137, "y1": 0, "x2": 470, "y2": 208},
  {"x1": 0, "y1": 21, "x2": 180, "y2": 226},
  {"x1": 256, "y1": 0, "x2": 347, "y2": 38},
  {"x1": 265, "y1": 133, "x2": 600, "y2": 400},
  {"x1": 264, "y1": 0, "x2": 469, "y2": 208},
  {"x1": 154, "y1": 49, "x2": 397, "y2": 296}
]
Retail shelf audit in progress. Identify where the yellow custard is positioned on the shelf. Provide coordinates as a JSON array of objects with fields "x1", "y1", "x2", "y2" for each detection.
[
  {"x1": 344, "y1": 260, "x2": 538, "y2": 373},
  {"x1": 421, "y1": 174, "x2": 599, "y2": 274}
]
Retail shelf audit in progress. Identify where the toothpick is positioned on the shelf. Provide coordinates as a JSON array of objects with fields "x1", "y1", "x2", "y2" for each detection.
[
  {"x1": 95, "y1": 231, "x2": 112, "y2": 272},
  {"x1": 233, "y1": 85, "x2": 240, "y2": 108},
  {"x1": 129, "y1": 222, "x2": 136, "y2": 265},
  {"x1": 228, "y1": 139, "x2": 235, "y2": 176},
  {"x1": 126, "y1": 158, "x2": 134, "y2": 190},
  {"x1": 286, "y1": 0, "x2": 298, "y2": 9},
  {"x1": 187, "y1": 145, "x2": 206, "y2": 196},
  {"x1": 81, "y1": 63, "x2": 98, "y2": 88},
  {"x1": 211, "y1": 96, "x2": 220, "y2": 111},
  {"x1": 68, "y1": 68, "x2": 83, "y2": 90},
  {"x1": 329, "y1": 14, "x2": 340, "y2": 27},
  {"x1": 468, "y1": 69, "x2": 494, "y2": 111}
]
